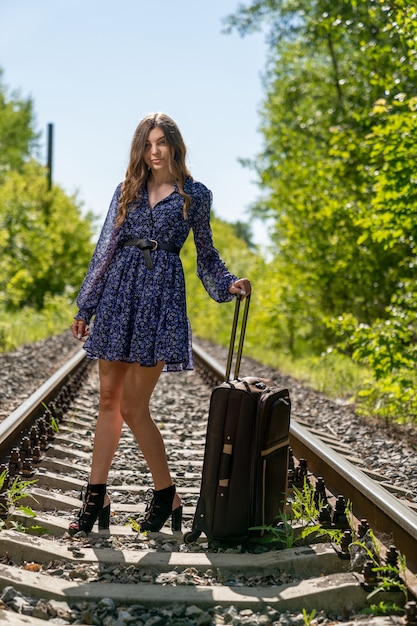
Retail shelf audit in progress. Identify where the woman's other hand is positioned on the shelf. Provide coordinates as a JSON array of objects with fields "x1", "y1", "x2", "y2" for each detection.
[
  {"x1": 71, "y1": 319, "x2": 89, "y2": 341},
  {"x1": 229, "y1": 278, "x2": 251, "y2": 299}
]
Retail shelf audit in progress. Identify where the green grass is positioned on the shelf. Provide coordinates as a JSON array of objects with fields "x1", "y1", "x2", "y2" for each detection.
[
  {"x1": 0, "y1": 295, "x2": 73, "y2": 352},
  {"x1": 244, "y1": 344, "x2": 373, "y2": 403}
]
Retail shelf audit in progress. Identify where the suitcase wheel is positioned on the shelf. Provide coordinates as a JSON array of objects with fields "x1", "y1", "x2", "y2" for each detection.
[{"x1": 183, "y1": 530, "x2": 201, "y2": 544}]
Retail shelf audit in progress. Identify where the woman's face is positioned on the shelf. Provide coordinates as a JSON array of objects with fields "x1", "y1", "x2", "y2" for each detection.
[{"x1": 143, "y1": 127, "x2": 172, "y2": 175}]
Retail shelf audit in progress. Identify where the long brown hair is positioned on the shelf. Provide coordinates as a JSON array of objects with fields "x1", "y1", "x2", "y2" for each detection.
[{"x1": 117, "y1": 113, "x2": 192, "y2": 225}]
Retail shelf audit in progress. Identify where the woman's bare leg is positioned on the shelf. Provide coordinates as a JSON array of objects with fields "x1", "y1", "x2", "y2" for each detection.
[
  {"x1": 89, "y1": 360, "x2": 129, "y2": 487},
  {"x1": 120, "y1": 362, "x2": 181, "y2": 508}
]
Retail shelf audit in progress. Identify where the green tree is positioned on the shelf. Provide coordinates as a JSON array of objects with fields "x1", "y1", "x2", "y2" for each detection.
[
  {"x1": 224, "y1": 0, "x2": 417, "y2": 352},
  {"x1": 329, "y1": 94, "x2": 417, "y2": 421},
  {"x1": 0, "y1": 160, "x2": 94, "y2": 309},
  {"x1": 223, "y1": 1, "x2": 417, "y2": 418},
  {"x1": 182, "y1": 212, "x2": 260, "y2": 349},
  {"x1": 229, "y1": 220, "x2": 255, "y2": 248},
  {"x1": 0, "y1": 70, "x2": 95, "y2": 311},
  {"x1": 0, "y1": 69, "x2": 39, "y2": 175}
]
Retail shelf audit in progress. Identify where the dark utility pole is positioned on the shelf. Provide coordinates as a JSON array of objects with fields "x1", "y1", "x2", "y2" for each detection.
[{"x1": 46, "y1": 123, "x2": 54, "y2": 190}]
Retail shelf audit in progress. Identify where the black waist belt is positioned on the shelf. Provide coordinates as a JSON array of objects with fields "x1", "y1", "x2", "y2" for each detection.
[{"x1": 122, "y1": 238, "x2": 180, "y2": 270}]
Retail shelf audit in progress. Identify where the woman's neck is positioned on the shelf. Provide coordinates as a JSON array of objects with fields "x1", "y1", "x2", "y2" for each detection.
[{"x1": 148, "y1": 172, "x2": 176, "y2": 187}]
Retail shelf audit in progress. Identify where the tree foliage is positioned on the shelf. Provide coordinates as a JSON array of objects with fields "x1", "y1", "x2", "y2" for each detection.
[
  {"x1": 0, "y1": 160, "x2": 94, "y2": 309},
  {"x1": 225, "y1": 1, "x2": 417, "y2": 419},
  {"x1": 182, "y1": 212, "x2": 260, "y2": 349},
  {"x1": 0, "y1": 72, "x2": 94, "y2": 311},
  {"x1": 0, "y1": 69, "x2": 40, "y2": 175}
]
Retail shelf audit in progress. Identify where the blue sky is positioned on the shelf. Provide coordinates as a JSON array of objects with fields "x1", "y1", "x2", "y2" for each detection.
[{"x1": 0, "y1": 0, "x2": 269, "y2": 245}]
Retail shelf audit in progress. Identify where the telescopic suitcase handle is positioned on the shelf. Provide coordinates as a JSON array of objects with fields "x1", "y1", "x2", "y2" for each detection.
[{"x1": 225, "y1": 294, "x2": 251, "y2": 381}]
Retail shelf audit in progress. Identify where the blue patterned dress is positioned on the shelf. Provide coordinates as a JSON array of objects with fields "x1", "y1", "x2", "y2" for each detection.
[{"x1": 74, "y1": 177, "x2": 238, "y2": 371}]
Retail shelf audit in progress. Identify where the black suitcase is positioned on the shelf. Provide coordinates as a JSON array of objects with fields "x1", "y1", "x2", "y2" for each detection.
[{"x1": 184, "y1": 296, "x2": 291, "y2": 544}]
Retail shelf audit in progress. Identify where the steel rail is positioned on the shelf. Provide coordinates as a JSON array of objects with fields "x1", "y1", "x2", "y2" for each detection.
[
  {"x1": 291, "y1": 421, "x2": 417, "y2": 572},
  {"x1": 192, "y1": 342, "x2": 417, "y2": 573},
  {"x1": 0, "y1": 347, "x2": 86, "y2": 460}
]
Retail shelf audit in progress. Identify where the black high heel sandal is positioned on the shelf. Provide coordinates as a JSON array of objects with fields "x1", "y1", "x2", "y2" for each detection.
[
  {"x1": 139, "y1": 484, "x2": 183, "y2": 532},
  {"x1": 68, "y1": 483, "x2": 110, "y2": 535}
]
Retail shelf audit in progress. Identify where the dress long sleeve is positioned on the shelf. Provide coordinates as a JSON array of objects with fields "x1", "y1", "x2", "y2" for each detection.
[
  {"x1": 190, "y1": 184, "x2": 238, "y2": 303},
  {"x1": 75, "y1": 183, "x2": 122, "y2": 324}
]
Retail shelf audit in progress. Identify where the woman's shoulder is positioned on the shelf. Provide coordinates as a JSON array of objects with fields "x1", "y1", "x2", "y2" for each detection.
[
  {"x1": 110, "y1": 181, "x2": 123, "y2": 202},
  {"x1": 107, "y1": 182, "x2": 124, "y2": 213},
  {"x1": 183, "y1": 177, "x2": 212, "y2": 202}
]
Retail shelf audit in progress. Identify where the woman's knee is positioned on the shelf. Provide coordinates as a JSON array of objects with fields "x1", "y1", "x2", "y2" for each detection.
[
  {"x1": 98, "y1": 360, "x2": 128, "y2": 411},
  {"x1": 120, "y1": 363, "x2": 162, "y2": 420},
  {"x1": 99, "y1": 387, "x2": 123, "y2": 413},
  {"x1": 120, "y1": 397, "x2": 150, "y2": 426}
]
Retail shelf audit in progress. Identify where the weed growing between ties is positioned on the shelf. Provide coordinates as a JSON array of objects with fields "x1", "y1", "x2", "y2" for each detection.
[
  {"x1": 0, "y1": 470, "x2": 43, "y2": 532},
  {"x1": 251, "y1": 477, "x2": 410, "y2": 615},
  {"x1": 250, "y1": 476, "x2": 347, "y2": 549},
  {"x1": 127, "y1": 517, "x2": 144, "y2": 534},
  {"x1": 360, "y1": 601, "x2": 404, "y2": 617},
  {"x1": 0, "y1": 407, "x2": 59, "y2": 535},
  {"x1": 41, "y1": 402, "x2": 60, "y2": 434},
  {"x1": 301, "y1": 608, "x2": 317, "y2": 626},
  {"x1": 351, "y1": 529, "x2": 409, "y2": 612}
]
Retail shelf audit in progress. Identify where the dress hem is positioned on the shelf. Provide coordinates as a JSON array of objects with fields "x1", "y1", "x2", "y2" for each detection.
[{"x1": 83, "y1": 349, "x2": 194, "y2": 372}]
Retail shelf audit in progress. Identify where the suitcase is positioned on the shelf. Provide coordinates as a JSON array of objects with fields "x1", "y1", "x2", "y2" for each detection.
[{"x1": 184, "y1": 295, "x2": 291, "y2": 544}]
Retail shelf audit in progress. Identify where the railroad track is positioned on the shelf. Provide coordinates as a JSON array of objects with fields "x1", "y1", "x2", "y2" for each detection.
[{"x1": 0, "y1": 343, "x2": 416, "y2": 625}]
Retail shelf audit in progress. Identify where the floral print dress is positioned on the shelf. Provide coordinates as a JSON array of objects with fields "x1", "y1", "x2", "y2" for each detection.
[{"x1": 74, "y1": 177, "x2": 238, "y2": 371}]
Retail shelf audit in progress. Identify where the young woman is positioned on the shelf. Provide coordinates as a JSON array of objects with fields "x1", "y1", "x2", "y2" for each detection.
[{"x1": 70, "y1": 112, "x2": 251, "y2": 534}]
